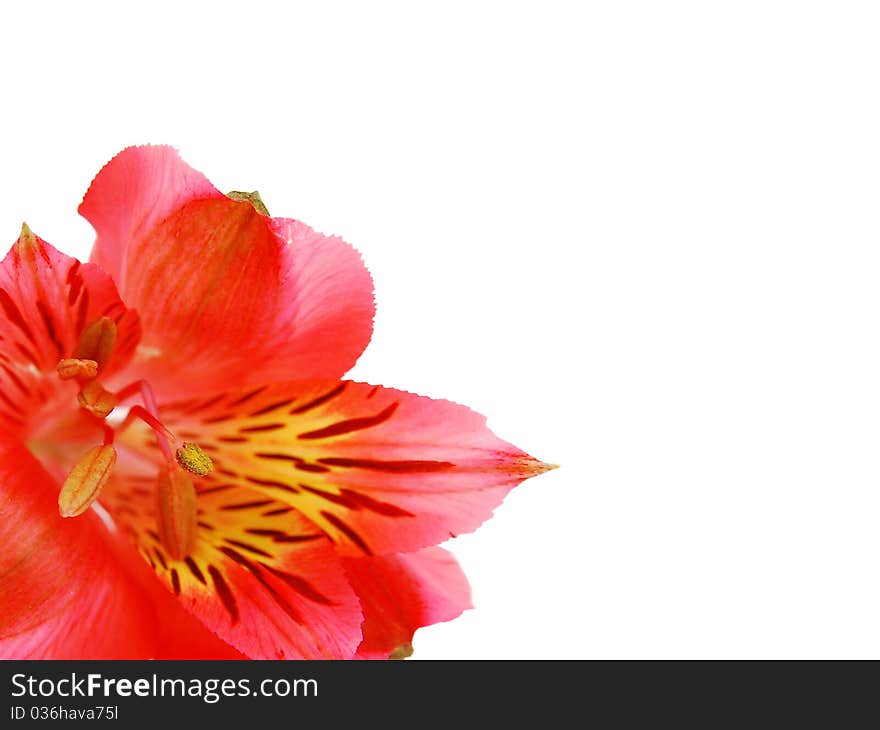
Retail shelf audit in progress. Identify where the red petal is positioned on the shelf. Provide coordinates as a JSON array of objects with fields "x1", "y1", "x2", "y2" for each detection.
[
  {"x1": 344, "y1": 547, "x2": 472, "y2": 659},
  {"x1": 0, "y1": 228, "x2": 140, "y2": 438},
  {"x1": 79, "y1": 146, "x2": 374, "y2": 395},
  {"x1": 263, "y1": 217, "x2": 375, "y2": 385},
  {"x1": 101, "y1": 461, "x2": 363, "y2": 659},
  {"x1": 0, "y1": 444, "x2": 158, "y2": 658},
  {"x1": 79, "y1": 145, "x2": 222, "y2": 282},
  {"x1": 152, "y1": 380, "x2": 553, "y2": 556},
  {"x1": 100, "y1": 526, "x2": 245, "y2": 659}
]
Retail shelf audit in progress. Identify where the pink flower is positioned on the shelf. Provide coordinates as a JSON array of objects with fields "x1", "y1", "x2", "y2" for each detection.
[{"x1": 0, "y1": 147, "x2": 552, "y2": 659}]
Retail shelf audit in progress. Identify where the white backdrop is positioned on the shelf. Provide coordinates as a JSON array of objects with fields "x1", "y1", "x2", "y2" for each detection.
[{"x1": 2, "y1": 1, "x2": 879, "y2": 659}]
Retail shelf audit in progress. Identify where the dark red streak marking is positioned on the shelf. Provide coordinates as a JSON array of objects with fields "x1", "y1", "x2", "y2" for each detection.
[
  {"x1": 245, "y1": 528, "x2": 289, "y2": 538},
  {"x1": 153, "y1": 548, "x2": 168, "y2": 571},
  {"x1": 184, "y1": 557, "x2": 207, "y2": 584},
  {"x1": 202, "y1": 413, "x2": 233, "y2": 424},
  {"x1": 261, "y1": 507, "x2": 293, "y2": 517},
  {"x1": 228, "y1": 386, "x2": 268, "y2": 407},
  {"x1": 75, "y1": 290, "x2": 89, "y2": 336},
  {"x1": 239, "y1": 423, "x2": 286, "y2": 433},
  {"x1": 295, "y1": 462, "x2": 330, "y2": 473},
  {"x1": 182, "y1": 394, "x2": 227, "y2": 415},
  {"x1": 290, "y1": 383, "x2": 347, "y2": 415},
  {"x1": 254, "y1": 452, "x2": 299, "y2": 462},
  {"x1": 298, "y1": 403, "x2": 398, "y2": 440},
  {"x1": 249, "y1": 398, "x2": 296, "y2": 417},
  {"x1": 0, "y1": 289, "x2": 36, "y2": 344},
  {"x1": 219, "y1": 499, "x2": 275, "y2": 511},
  {"x1": 36, "y1": 299, "x2": 63, "y2": 358},
  {"x1": 224, "y1": 538, "x2": 273, "y2": 558},
  {"x1": 272, "y1": 534, "x2": 324, "y2": 544},
  {"x1": 197, "y1": 484, "x2": 235, "y2": 495},
  {"x1": 320, "y1": 511, "x2": 372, "y2": 555},
  {"x1": 208, "y1": 565, "x2": 240, "y2": 624},
  {"x1": 299, "y1": 484, "x2": 359, "y2": 509},
  {"x1": 262, "y1": 564, "x2": 337, "y2": 605},
  {"x1": 218, "y1": 547, "x2": 303, "y2": 624},
  {"x1": 318, "y1": 457, "x2": 455, "y2": 473},
  {"x1": 15, "y1": 341, "x2": 39, "y2": 365},
  {"x1": 1, "y1": 364, "x2": 28, "y2": 395},
  {"x1": 244, "y1": 475, "x2": 299, "y2": 492}
]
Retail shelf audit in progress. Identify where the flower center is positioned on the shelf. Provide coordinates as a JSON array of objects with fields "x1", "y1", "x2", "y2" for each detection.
[{"x1": 51, "y1": 316, "x2": 213, "y2": 559}]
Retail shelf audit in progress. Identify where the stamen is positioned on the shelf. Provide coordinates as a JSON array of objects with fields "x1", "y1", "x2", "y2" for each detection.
[
  {"x1": 176, "y1": 443, "x2": 214, "y2": 476},
  {"x1": 75, "y1": 317, "x2": 117, "y2": 372},
  {"x1": 101, "y1": 421, "x2": 115, "y2": 445},
  {"x1": 115, "y1": 380, "x2": 212, "y2": 476},
  {"x1": 156, "y1": 467, "x2": 198, "y2": 560},
  {"x1": 77, "y1": 380, "x2": 118, "y2": 418},
  {"x1": 117, "y1": 404, "x2": 177, "y2": 462},
  {"x1": 57, "y1": 358, "x2": 98, "y2": 381},
  {"x1": 58, "y1": 444, "x2": 117, "y2": 517}
]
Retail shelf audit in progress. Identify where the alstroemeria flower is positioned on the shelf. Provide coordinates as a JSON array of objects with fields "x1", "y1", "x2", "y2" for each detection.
[{"x1": 0, "y1": 147, "x2": 552, "y2": 659}]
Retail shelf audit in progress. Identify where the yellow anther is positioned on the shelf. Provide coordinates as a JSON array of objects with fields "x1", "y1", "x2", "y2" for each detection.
[
  {"x1": 56, "y1": 358, "x2": 98, "y2": 381},
  {"x1": 75, "y1": 317, "x2": 117, "y2": 373},
  {"x1": 227, "y1": 190, "x2": 269, "y2": 216},
  {"x1": 58, "y1": 444, "x2": 117, "y2": 517},
  {"x1": 156, "y1": 468, "x2": 198, "y2": 560},
  {"x1": 175, "y1": 443, "x2": 214, "y2": 476},
  {"x1": 77, "y1": 380, "x2": 118, "y2": 418}
]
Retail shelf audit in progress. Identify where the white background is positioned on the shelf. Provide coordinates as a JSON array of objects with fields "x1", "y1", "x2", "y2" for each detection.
[{"x1": 2, "y1": 1, "x2": 879, "y2": 659}]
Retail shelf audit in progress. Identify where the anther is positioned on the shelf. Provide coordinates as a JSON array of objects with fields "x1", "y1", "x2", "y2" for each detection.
[
  {"x1": 56, "y1": 358, "x2": 98, "y2": 381},
  {"x1": 58, "y1": 444, "x2": 117, "y2": 517},
  {"x1": 77, "y1": 380, "x2": 118, "y2": 418},
  {"x1": 175, "y1": 443, "x2": 214, "y2": 476},
  {"x1": 75, "y1": 317, "x2": 117, "y2": 373},
  {"x1": 156, "y1": 467, "x2": 198, "y2": 560}
]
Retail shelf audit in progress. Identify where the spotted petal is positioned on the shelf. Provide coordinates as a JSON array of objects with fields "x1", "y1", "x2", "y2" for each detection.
[
  {"x1": 101, "y1": 459, "x2": 363, "y2": 659},
  {"x1": 139, "y1": 380, "x2": 552, "y2": 556},
  {"x1": 0, "y1": 228, "x2": 140, "y2": 439},
  {"x1": 79, "y1": 146, "x2": 374, "y2": 396}
]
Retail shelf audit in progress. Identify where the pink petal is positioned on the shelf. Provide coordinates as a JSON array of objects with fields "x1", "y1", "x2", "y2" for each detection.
[
  {"x1": 345, "y1": 547, "x2": 472, "y2": 659},
  {"x1": 0, "y1": 228, "x2": 140, "y2": 438},
  {"x1": 99, "y1": 459, "x2": 364, "y2": 659},
  {"x1": 152, "y1": 380, "x2": 554, "y2": 556},
  {"x1": 79, "y1": 145, "x2": 222, "y2": 283},
  {"x1": 78, "y1": 146, "x2": 374, "y2": 396},
  {"x1": 0, "y1": 444, "x2": 157, "y2": 658}
]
